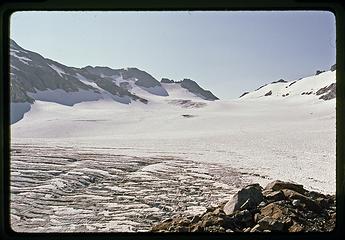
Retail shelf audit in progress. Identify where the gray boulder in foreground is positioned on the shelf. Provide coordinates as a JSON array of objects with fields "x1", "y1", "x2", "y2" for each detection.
[
  {"x1": 223, "y1": 184, "x2": 263, "y2": 215},
  {"x1": 151, "y1": 180, "x2": 335, "y2": 232}
]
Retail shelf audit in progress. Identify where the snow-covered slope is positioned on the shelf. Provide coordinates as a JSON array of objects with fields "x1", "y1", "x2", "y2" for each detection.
[
  {"x1": 10, "y1": 39, "x2": 336, "y2": 194},
  {"x1": 239, "y1": 70, "x2": 336, "y2": 102},
  {"x1": 11, "y1": 92, "x2": 336, "y2": 194},
  {"x1": 10, "y1": 39, "x2": 218, "y2": 124}
]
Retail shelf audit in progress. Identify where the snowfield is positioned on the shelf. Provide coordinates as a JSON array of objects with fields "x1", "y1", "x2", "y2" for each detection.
[{"x1": 10, "y1": 70, "x2": 336, "y2": 232}]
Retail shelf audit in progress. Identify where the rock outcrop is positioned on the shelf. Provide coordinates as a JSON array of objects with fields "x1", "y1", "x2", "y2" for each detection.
[
  {"x1": 264, "y1": 90, "x2": 272, "y2": 96},
  {"x1": 161, "y1": 78, "x2": 175, "y2": 83},
  {"x1": 316, "y1": 83, "x2": 336, "y2": 101},
  {"x1": 271, "y1": 79, "x2": 287, "y2": 84},
  {"x1": 151, "y1": 180, "x2": 335, "y2": 232},
  {"x1": 180, "y1": 79, "x2": 219, "y2": 101},
  {"x1": 315, "y1": 70, "x2": 325, "y2": 75},
  {"x1": 239, "y1": 92, "x2": 249, "y2": 98}
]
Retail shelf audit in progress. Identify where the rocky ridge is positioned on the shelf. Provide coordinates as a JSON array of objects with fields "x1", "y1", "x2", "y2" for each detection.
[
  {"x1": 10, "y1": 39, "x2": 218, "y2": 105},
  {"x1": 239, "y1": 65, "x2": 336, "y2": 100},
  {"x1": 151, "y1": 180, "x2": 336, "y2": 232}
]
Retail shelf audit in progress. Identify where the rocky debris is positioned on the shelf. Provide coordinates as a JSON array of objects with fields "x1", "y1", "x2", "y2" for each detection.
[
  {"x1": 167, "y1": 99, "x2": 206, "y2": 108},
  {"x1": 315, "y1": 70, "x2": 325, "y2": 75},
  {"x1": 271, "y1": 79, "x2": 287, "y2": 84},
  {"x1": 182, "y1": 114, "x2": 196, "y2": 118},
  {"x1": 316, "y1": 83, "x2": 336, "y2": 101},
  {"x1": 161, "y1": 78, "x2": 175, "y2": 83},
  {"x1": 301, "y1": 91, "x2": 313, "y2": 95},
  {"x1": 151, "y1": 180, "x2": 335, "y2": 232},
  {"x1": 239, "y1": 92, "x2": 249, "y2": 98},
  {"x1": 330, "y1": 64, "x2": 336, "y2": 71},
  {"x1": 264, "y1": 91, "x2": 272, "y2": 96}
]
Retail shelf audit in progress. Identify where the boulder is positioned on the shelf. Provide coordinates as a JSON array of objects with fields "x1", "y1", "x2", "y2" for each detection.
[
  {"x1": 150, "y1": 180, "x2": 336, "y2": 233},
  {"x1": 264, "y1": 180, "x2": 306, "y2": 194},
  {"x1": 281, "y1": 189, "x2": 321, "y2": 212},
  {"x1": 288, "y1": 222, "x2": 304, "y2": 232},
  {"x1": 233, "y1": 209, "x2": 252, "y2": 224},
  {"x1": 223, "y1": 184, "x2": 263, "y2": 215},
  {"x1": 260, "y1": 203, "x2": 286, "y2": 220},
  {"x1": 257, "y1": 217, "x2": 285, "y2": 231},
  {"x1": 264, "y1": 190, "x2": 285, "y2": 202}
]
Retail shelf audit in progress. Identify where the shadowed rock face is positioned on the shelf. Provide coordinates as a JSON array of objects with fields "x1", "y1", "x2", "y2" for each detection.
[
  {"x1": 239, "y1": 92, "x2": 249, "y2": 98},
  {"x1": 264, "y1": 90, "x2": 272, "y2": 96},
  {"x1": 180, "y1": 79, "x2": 219, "y2": 101},
  {"x1": 10, "y1": 39, "x2": 218, "y2": 111},
  {"x1": 10, "y1": 41, "x2": 94, "y2": 103},
  {"x1": 316, "y1": 83, "x2": 336, "y2": 101},
  {"x1": 151, "y1": 180, "x2": 336, "y2": 232},
  {"x1": 121, "y1": 68, "x2": 162, "y2": 88},
  {"x1": 223, "y1": 184, "x2": 263, "y2": 215},
  {"x1": 330, "y1": 64, "x2": 336, "y2": 71},
  {"x1": 81, "y1": 66, "x2": 122, "y2": 77}
]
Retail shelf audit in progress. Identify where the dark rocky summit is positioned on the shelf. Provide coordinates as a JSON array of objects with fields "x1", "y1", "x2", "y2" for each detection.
[
  {"x1": 180, "y1": 79, "x2": 219, "y2": 101},
  {"x1": 271, "y1": 79, "x2": 287, "y2": 84},
  {"x1": 161, "y1": 78, "x2": 175, "y2": 83},
  {"x1": 151, "y1": 180, "x2": 335, "y2": 232},
  {"x1": 315, "y1": 70, "x2": 325, "y2": 75},
  {"x1": 330, "y1": 64, "x2": 336, "y2": 72}
]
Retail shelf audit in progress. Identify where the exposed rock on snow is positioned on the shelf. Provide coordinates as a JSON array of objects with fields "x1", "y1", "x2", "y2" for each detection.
[
  {"x1": 10, "y1": 39, "x2": 218, "y2": 112},
  {"x1": 182, "y1": 114, "x2": 196, "y2": 118},
  {"x1": 180, "y1": 79, "x2": 219, "y2": 101},
  {"x1": 161, "y1": 78, "x2": 175, "y2": 83},
  {"x1": 316, "y1": 83, "x2": 336, "y2": 101},
  {"x1": 264, "y1": 90, "x2": 272, "y2": 96},
  {"x1": 315, "y1": 70, "x2": 325, "y2": 75},
  {"x1": 151, "y1": 181, "x2": 336, "y2": 232},
  {"x1": 167, "y1": 99, "x2": 207, "y2": 108},
  {"x1": 239, "y1": 92, "x2": 249, "y2": 98},
  {"x1": 271, "y1": 79, "x2": 287, "y2": 84},
  {"x1": 240, "y1": 69, "x2": 336, "y2": 100}
]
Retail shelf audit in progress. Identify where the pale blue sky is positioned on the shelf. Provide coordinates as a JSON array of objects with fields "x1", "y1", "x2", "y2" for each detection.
[{"x1": 10, "y1": 11, "x2": 336, "y2": 99}]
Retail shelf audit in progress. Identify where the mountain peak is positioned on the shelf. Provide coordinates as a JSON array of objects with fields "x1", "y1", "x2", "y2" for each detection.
[
  {"x1": 239, "y1": 70, "x2": 336, "y2": 101},
  {"x1": 180, "y1": 79, "x2": 219, "y2": 101}
]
